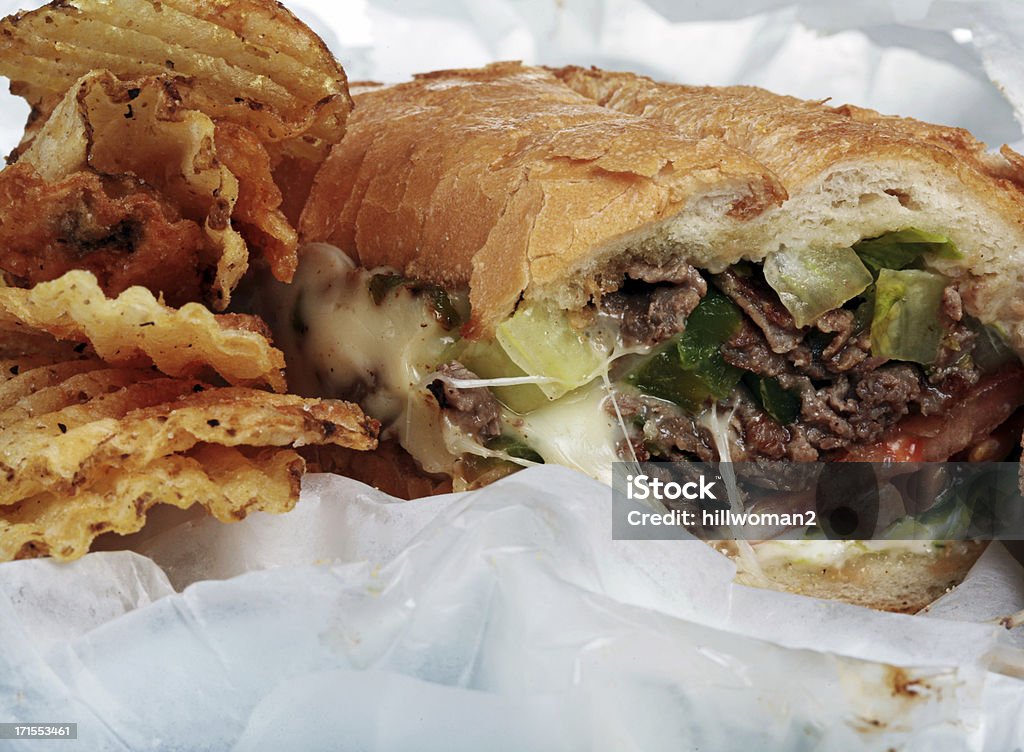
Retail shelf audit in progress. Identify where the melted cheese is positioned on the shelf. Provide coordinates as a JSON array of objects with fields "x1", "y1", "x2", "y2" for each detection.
[
  {"x1": 262, "y1": 243, "x2": 459, "y2": 473},
  {"x1": 514, "y1": 382, "x2": 619, "y2": 485},
  {"x1": 262, "y1": 243, "x2": 621, "y2": 479}
]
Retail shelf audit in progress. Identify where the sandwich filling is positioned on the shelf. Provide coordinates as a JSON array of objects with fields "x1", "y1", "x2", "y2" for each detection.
[{"x1": 269, "y1": 231, "x2": 1024, "y2": 515}]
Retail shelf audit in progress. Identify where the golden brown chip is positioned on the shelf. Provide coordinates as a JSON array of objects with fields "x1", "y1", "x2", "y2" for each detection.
[
  {"x1": 0, "y1": 356, "x2": 378, "y2": 560},
  {"x1": 2, "y1": 69, "x2": 305, "y2": 301},
  {"x1": 0, "y1": 270, "x2": 286, "y2": 391},
  {"x1": 12, "y1": 71, "x2": 248, "y2": 307},
  {"x1": 0, "y1": 321, "x2": 89, "y2": 360},
  {"x1": 0, "y1": 352, "x2": 90, "y2": 382},
  {"x1": 0, "y1": 357, "x2": 379, "y2": 561},
  {"x1": 2, "y1": 384, "x2": 376, "y2": 504},
  {"x1": 0, "y1": 163, "x2": 208, "y2": 306},
  {"x1": 0, "y1": 0, "x2": 347, "y2": 302},
  {"x1": 0, "y1": 375, "x2": 202, "y2": 504},
  {"x1": 214, "y1": 121, "x2": 298, "y2": 282},
  {"x1": 0, "y1": 358, "x2": 107, "y2": 412},
  {"x1": 0, "y1": 364, "x2": 156, "y2": 429},
  {"x1": 0, "y1": 445, "x2": 305, "y2": 561},
  {"x1": 0, "y1": 0, "x2": 351, "y2": 162}
]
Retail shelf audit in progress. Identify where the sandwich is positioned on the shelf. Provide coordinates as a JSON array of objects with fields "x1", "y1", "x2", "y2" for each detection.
[{"x1": 260, "y1": 62, "x2": 1024, "y2": 611}]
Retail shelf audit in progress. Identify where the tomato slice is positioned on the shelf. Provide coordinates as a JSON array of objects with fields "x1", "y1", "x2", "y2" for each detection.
[{"x1": 838, "y1": 366, "x2": 1024, "y2": 462}]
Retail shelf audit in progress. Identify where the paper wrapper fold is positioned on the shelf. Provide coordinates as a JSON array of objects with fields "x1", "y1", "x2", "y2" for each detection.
[{"x1": 1, "y1": 467, "x2": 1022, "y2": 750}]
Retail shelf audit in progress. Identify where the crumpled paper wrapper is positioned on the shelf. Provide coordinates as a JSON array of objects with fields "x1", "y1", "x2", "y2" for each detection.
[
  {"x1": 1, "y1": 467, "x2": 1023, "y2": 750},
  {"x1": 2, "y1": 0, "x2": 1024, "y2": 748}
]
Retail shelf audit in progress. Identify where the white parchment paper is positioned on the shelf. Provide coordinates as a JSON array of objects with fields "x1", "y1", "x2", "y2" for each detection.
[
  {"x1": 1, "y1": 468, "x2": 1023, "y2": 751},
  {"x1": 1, "y1": 0, "x2": 1024, "y2": 748}
]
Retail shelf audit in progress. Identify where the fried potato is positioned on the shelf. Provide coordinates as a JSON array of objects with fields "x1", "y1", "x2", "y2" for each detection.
[
  {"x1": 0, "y1": 364, "x2": 156, "y2": 429},
  {"x1": 0, "y1": 164, "x2": 208, "y2": 306},
  {"x1": 214, "y1": 122, "x2": 299, "y2": 283},
  {"x1": 0, "y1": 0, "x2": 351, "y2": 163},
  {"x1": 0, "y1": 358, "x2": 74, "y2": 383},
  {"x1": 0, "y1": 375, "x2": 201, "y2": 503},
  {"x1": 0, "y1": 358, "x2": 107, "y2": 411},
  {"x1": 3, "y1": 372, "x2": 190, "y2": 434},
  {"x1": 0, "y1": 268, "x2": 377, "y2": 553},
  {"x1": 3, "y1": 69, "x2": 302, "y2": 302},
  {"x1": 0, "y1": 270, "x2": 286, "y2": 391},
  {"x1": 0, "y1": 365, "x2": 379, "y2": 561},
  {"x1": 12, "y1": 71, "x2": 248, "y2": 307},
  {"x1": 0, "y1": 334, "x2": 91, "y2": 365},
  {"x1": 0, "y1": 0, "x2": 367, "y2": 562},
  {"x1": 1, "y1": 384, "x2": 375, "y2": 504},
  {"x1": 0, "y1": 445, "x2": 305, "y2": 561},
  {"x1": 0, "y1": 0, "x2": 348, "y2": 302}
]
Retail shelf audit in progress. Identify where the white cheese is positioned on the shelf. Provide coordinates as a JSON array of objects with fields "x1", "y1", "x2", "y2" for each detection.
[
  {"x1": 263, "y1": 243, "x2": 460, "y2": 473},
  {"x1": 263, "y1": 243, "x2": 622, "y2": 480},
  {"x1": 513, "y1": 382, "x2": 620, "y2": 485}
]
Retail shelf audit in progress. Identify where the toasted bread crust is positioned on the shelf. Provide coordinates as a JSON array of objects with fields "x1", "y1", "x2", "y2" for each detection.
[
  {"x1": 553, "y1": 67, "x2": 1024, "y2": 196},
  {"x1": 553, "y1": 66, "x2": 1024, "y2": 352},
  {"x1": 300, "y1": 62, "x2": 785, "y2": 337},
  {"x1": 728, "y1": 541, "x2": 987, "y2": 613},
  {"x1": 302, "y1": 62, "x2": 1024, "y2": 350}
]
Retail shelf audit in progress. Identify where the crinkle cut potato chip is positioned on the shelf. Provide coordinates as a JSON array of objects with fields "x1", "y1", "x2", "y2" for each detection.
[
  {"x1": 1, "y1": 445, "x2": 305, "y2": 561},
  {"x1": 0, "y1": 356, "x2": 378, "y2": 561},
  {"x1": 0, "y1": 71, "x2": 297, "y2": 307},
  {"x1": 0, "y1": 0, "x2": 352, "y2": 304},
  {"x1": 0, "y1": 1, "x2": 372, "y2": 563},
  {"x1": 0, "y1": 163, "x2": 212, "y2": 306},
  {"x1": 2, "y1": 384, "x2": 378, "y2": 504},
  {"x1": 0, "y1": 266, "x2": 379, "y2": 561},
  {"x1": 214, "y1": 121, "x2": 300, "y2": 283},
  {"x1": 0, "y1": 322, "x2": 92, "y2": 362},
  {"x1": 0, "y1": 0, "x2": 351, "y2": 162},
  {"x1": 0, "y1": 270, "x2": 287, "y2": 391}
]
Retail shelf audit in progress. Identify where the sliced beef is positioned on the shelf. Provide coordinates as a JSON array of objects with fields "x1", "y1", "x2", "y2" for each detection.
[
  {"x1": 606, "y1": 264, "x2": 997, "y2": 465},
  {"x1": 730, "y1": 395, "x2": 791, "y2": 459},
  {"x1": 774, "y1": 364, "x2": 922, "y2": 452},
  {"x1": 715, "y1": 269, "x2": 883, "y2": 379},
  {"x1": 622, "y1": 362, "x2": 927, "y2": 463},
  {"x1": 427, "y1": 362, "x2": 502, "y2": 441},
  {"x1": 609, "y1": 391, "x2": 716, "y2": 461},
  {"x1": 928, "y1": 325, "x2": 981, "y2": 393},
  {"x1": 854, "y1": 366, "x2": 923, "y2": 423},
  {"x1": 816, "y1": 309, "x2": 856, "y2": 356},
  {"x1": 722, "y1": 319, "x2": 789, "y2": 376},
  {"x1": 828, "y1": 330, "x2": 878, "y2": 374},
  {"x1": 724, "y1": 312, "x2": 878, "y2": 386},
  {"x1": 616, "y1": 256, "x2": 706, "y2": 285},
  {"x1": 712, "y1": 267, "x2": 805, "y2": 353},
  {"x1": 814, "y1": 309, "x2": 881, "y2": 374},
  {"x1": 600, "y1": 262, "x2": 706, "y2": 346},
  {"x1": 724, "y1": 394, "x2": 820, "y2": 462}
]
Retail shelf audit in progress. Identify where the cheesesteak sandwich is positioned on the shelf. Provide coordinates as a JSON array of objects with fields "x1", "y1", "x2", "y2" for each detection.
[{"x1": 265, "y1": 62, "x2": 1024, "y2": 611}]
